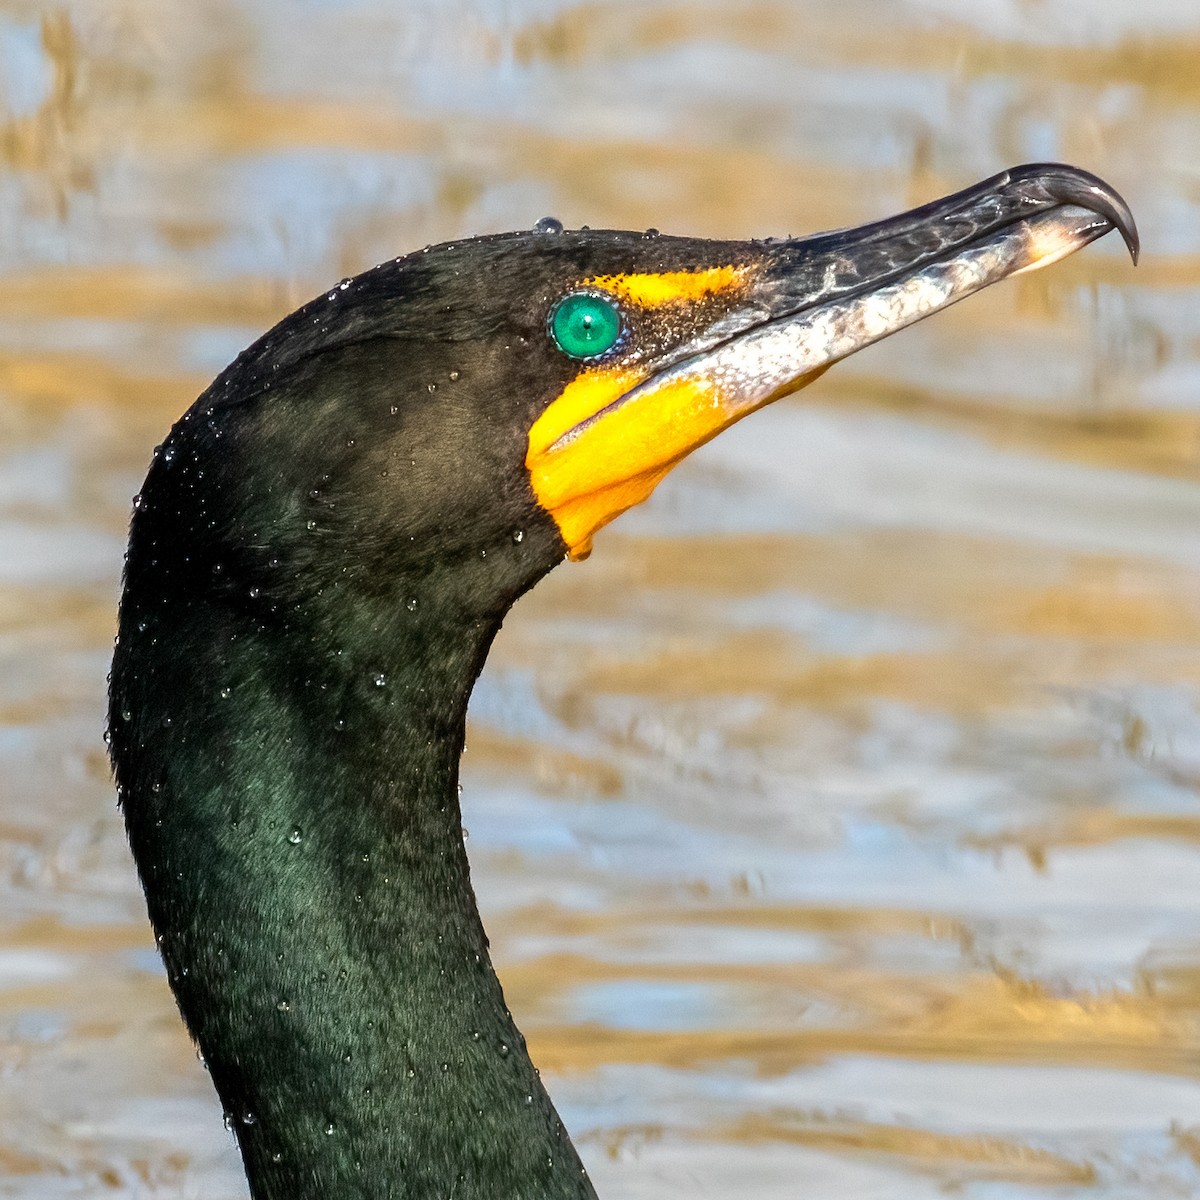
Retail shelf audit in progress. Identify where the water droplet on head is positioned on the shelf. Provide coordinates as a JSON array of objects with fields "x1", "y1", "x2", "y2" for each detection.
[
  {"x1": 271, "y1": 1152, "x2": 282, "y2": 1164},
  {"x1": 372, "y1": 672, "x2": 387, "y2": 688},
  {"x1": 277, "y1": 999, "x2": 291, "y2": 1012},
  {"x1": 642, "y1": 227, "x2": 660, "y2": 239},
  {"x1": 427, "y1": 382, "x2": 437, "y2": 394},
  {"x1": 325, "y1": 1123, "x2": 336, "y2": 1136},
  {"x1": 219, "y1": 687, "x2": 231, "y2": 700},
  {"x1": 499, "y1": 1042, "x2": 509, "y2": 1057},
  {"x1": 390, "y1": 404, "x2": 399, "y2": 415},
  {"x1": 287, "y1": 827, "x2": 302, "y2": 845},
  {"x1": 405, "y1": 597, "x2": 418, "y2": 612},
  {"x1": 448, "y1": 369, "x2": 460, "y2": 381},
  {"x1": 241, "y1": 1110, "x2": 257, "y2": 1125},
  {"x1": 512, "y1": 529, "x2": 525, "y2": 544},
  {"x1": 533, "y1": 216, "x2": 564, "y2": 235}
]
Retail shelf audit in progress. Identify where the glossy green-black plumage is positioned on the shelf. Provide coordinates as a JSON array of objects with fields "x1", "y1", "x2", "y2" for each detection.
[
  {"x1": 108, "y1": 167, "x2": 1135, "y2": 1200},
  {"x1": 109, "y1": 229, "x2": 763, "y2": 1200}
]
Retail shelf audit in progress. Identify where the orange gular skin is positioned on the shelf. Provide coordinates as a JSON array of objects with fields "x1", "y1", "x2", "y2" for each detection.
[
  {"x1": 526, "y1": 360, "x2": 832, "y2": 560},
  {"x1": 526, "y1": 265, "x2": 758, "y2": 560},
  {"x1": 527, "y1": 368, "x2": 717, "y2": 560}
]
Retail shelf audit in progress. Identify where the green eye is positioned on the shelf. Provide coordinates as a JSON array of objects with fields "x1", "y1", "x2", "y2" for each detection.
[{"x1": 549, "y1": 291, "x2": 623, "y2": 360}]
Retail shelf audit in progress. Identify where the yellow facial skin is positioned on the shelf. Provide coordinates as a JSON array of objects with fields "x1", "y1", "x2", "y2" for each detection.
[
  {"x1": 583, "y1": 266, "x2": 746, "y2": 308},
  {"x1": 526, "y1": 266, "x2": 752, "y2": 560},
  {"x1": 528, "y1": 368, "x2": 718, "y2": 560}
]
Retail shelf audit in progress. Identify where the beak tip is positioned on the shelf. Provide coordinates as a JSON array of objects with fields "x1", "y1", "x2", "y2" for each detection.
[
  {"x1": 1017, "y1": 161, "x2": 1140, "y2": 267},
  {"x1": 1103, "y1": 186, "x2": 1140, "y2": 266},
  {"x1": 1125, "y1": 223, "x2": 1141, "y2": 266}
]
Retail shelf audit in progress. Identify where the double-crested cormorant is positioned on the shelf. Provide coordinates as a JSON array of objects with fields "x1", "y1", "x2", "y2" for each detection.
[{"x1": 108, "y1": 164, "x2": 1137, "y2": 1200}]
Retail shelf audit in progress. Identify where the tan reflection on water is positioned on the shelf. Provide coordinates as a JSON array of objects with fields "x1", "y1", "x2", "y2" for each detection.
[{"x1": 1, "y1": 0, "x2": 1198, "y2": 1196}]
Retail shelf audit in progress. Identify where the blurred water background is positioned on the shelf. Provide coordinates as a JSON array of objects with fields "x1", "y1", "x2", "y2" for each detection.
[{"x1": 1, "y1": 0, "x2": 1198, "y2": 1196}]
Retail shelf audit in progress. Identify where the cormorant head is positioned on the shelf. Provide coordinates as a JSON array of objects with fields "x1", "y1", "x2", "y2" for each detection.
[{"x1": 129, "y1": 164, "x2": 1136, "y2": 636}]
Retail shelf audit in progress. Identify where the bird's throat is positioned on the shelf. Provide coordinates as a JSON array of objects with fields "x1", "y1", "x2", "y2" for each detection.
[{"x1": 111, "y1": 595, "x2": 595, "y2": 1200}]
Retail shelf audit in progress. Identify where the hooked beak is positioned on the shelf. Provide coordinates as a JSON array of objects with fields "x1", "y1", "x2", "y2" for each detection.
[{"x1": 528, "y1": 163, "x2": 1139, "y2": 559}]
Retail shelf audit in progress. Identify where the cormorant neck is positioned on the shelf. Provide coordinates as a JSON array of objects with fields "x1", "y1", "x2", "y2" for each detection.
[{"x1": 111, "y1": 586, "x2": 595, "y2": 1200}]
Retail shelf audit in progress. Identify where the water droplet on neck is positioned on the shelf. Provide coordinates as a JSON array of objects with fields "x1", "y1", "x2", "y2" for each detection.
[
  {"x1": 533, "y1": 216, "x2": 563, "y2": 235},
  {"x1": 512, "y1": 529, "x2": 525, "y2": 544},
  {"x1": 241, "y1": 1110, "x2": 257, "y2": 1125},
  {"x1": 372, "y1": 672, "x2": 387, "y2": 688},
  {"x1": 325, "y1": 1122, "x2": 336, "y2": 1136},
  {"x1": 405, "y1": 597, "x2": 418, "y2": 612},
  {"x1": 287, "y1": 827, "x2": 302, "y2": 845},
  {"x1": 448, "y1": 369, "x2": 460, "y2": 381},
  {"x1": 277, "y1": 999, "x2": 291, "y2": 1012}
]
